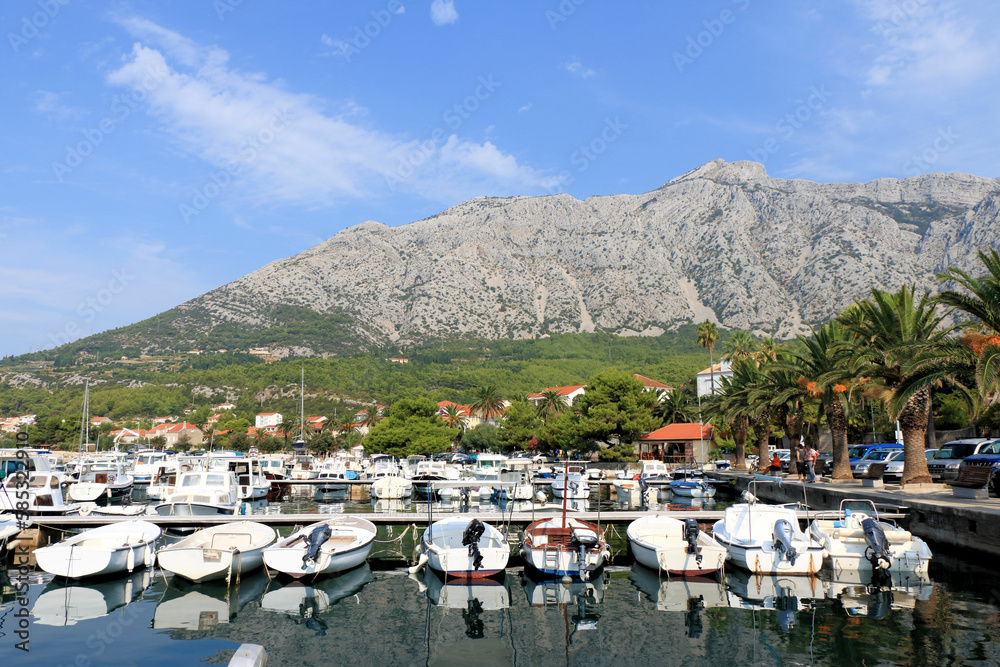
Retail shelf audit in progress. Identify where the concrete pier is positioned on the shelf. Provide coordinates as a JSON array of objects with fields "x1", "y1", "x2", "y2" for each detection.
[{"x1": 714, "y1": 471, "x2": 1000, "y2": 557}]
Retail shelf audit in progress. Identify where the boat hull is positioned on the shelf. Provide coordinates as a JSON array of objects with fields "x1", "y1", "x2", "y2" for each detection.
[
  {"x1": 668, "y1": 481, "x2": 716, "y2": 498},
  {"x1": 263, "y1": 517, "x2": 377, "y2": 578},
  {"x1": 521, "y1": 517, "x2": 610, "y2": 579},
  {"x1": 34, "y1": 521, "x2": 161, "y2": 579},
  {"x1": 154, "y1": 502, "x2": 237, "y2": 516},
  {"x1": 809, "y1": 518, "x2": 931, "y2": 575},
  {"x1": 627, "y1": 516, "x2": 727, "y2": 576}
]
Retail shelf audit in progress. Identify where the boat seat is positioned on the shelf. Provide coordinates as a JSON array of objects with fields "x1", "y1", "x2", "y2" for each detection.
[
  {"x1": 529, "y1": 526, "x2": 574, "y2": 547},
  {"x1": 210, "y1": 533, "x2": 254, "y2": 550}
]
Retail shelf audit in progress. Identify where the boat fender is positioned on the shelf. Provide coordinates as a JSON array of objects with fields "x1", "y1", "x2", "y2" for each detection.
[
  {"x1": 861, "y1": 518, "x2": 892, "y2": 570},
  {"x1": 302, "y1": 524, "x2": 333, "y2": 568},
  {"x1": 534, "y1": 490, "x2": 546, "y2": 504},
  {"x1": 126, "y1": 547, "x2": 135, "y2": 572},
  {"x1": 773, "y1": 519, "x2": 798, "y2": 566},
  {"x1": 79, "y1": 503, "x2": 94, "y2": 516},
  {"x1": 462, "y1": 519, "x2": 486, "y2": 570},
  {"x1": 683, "y1": 518, "x2": 703, "y2": 569}
]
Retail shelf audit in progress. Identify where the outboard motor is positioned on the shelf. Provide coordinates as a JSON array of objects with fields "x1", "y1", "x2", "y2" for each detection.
[
  {"x1": 861, "y1": 518, "x2": 892, "y2": 570},
  {"x1": 462, "y1": 518, "x2": 486, "y2": 571},
  {"x1": 866, "y1": 567, "x2": 893, "y2": 620},
  {"x1": 772, "y1": 519, "x2": 798, "y2": 566},
  {"x1": 302, "y1": 524, "x2": 332, "y2": 568},
  {"x1": 571, "y1": 531, "x2": 600, "y2": 581},
  {"x1": 463, "y1": 598, "x2": 485, "y2": 639},
  {"x1": 683, "y1": 518, "x2": 703, "y2": 570}
]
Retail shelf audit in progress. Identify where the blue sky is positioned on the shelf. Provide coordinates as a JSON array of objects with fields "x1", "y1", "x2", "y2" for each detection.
[{"x1": 2, "y1": 0, "x2": 998, "y2": 358}]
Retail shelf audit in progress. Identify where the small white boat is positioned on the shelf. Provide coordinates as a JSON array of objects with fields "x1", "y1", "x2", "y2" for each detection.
[
  {"x1": 493, "y1": 470, "x2": 534, "y2": 501},
  {"x1": 157, "y1": 521, "x2": 276, "y2": 583},
  {"x1": 668, "y1": 478, "x2": 716, "y2": 498},
  {"x1": 627, "y1": 514, "x2": 727, "y2": 576},
  {"x1": 228, "y1": 644, "x2": 268, "y2": 667},
  {"x1": 67, "y1": 459, "x2": 133, "y2": 502},
  {"x1": 146, "y1": 460, "x2": 180, "y2": 501},
  {"x1": 34, "y1": 520, "x2": 161, "y2": 579},
  {"x1": 370, "y1": 476, "x2": 413, "y2": 499},
  {"x1": 612, "y1": 478, "x2": 643, "y2": 506},
  {"x1": 551, "y1": 465, "x2": 590, "y2": 499},
  {"x1": 1, "y1": 471, "x2": 80, "y2": 516},
  {"x1": 712, "y1": 502, "x2": 826, "y2": 575},
  {"x1": 154, "y1": 471, "x2": 240, "y2": 516},
  {"x1": 825, "y1": 569, "x2": 932, "y2": 619},
  {"x1": 78, "y1": 503, "x2": 149, "y2": 518},
  {"x1": 153, "y1": 572, "x2": 268, "y2": 630},
  {"x1": 521, "y1": 516, "x2": 609, "y2": 580},
  {"x1": 416, "y1": 517, "x2": 510, "y2": 579},
  {"x1": 808, "y1": 500, "x2": 932, "y2": 574},
  {"x1": 262, "y1": 516, "x2": 377, "y2": 578}
]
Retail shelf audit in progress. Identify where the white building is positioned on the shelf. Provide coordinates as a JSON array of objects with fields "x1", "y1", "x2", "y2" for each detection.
[
  {"x1": 696, "y1": 361, "x2": 732, "y2": 397},
  {"x1": 255, "y1": 412, "x2": 283, "y2": 429}
]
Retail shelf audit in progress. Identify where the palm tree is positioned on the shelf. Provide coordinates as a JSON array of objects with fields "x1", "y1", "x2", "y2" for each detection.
[
  {"x1": 937, "y1": 249, "x2": 1000, "y2": 405},
  {"x1": 361, "y1": 405, "x2": 382, "y2": 430},
  {"x1": 441, "y1": 404, "x2": 468, "y2": 430},
  {"x1": 721, "y1": 330, "x2": 759, "y2": 364},
  {"x1": 654, "y1": 387, "x2": 695, "y2": 425},
  {"x1": 470, "y1": 386, "x2": 506, "y2": 424},
  {"x1": 780, "y1": 322, "x2": 854, "y2": 479},
  {"x1": 838, "y1": 286, "x2": 952, "y2": 485},
  {"x1": 535, "y1": 389, "x2": 569, "y2": 422},
  {"x1": 704, "y1": 363, "x2": 757, "y2": 469},
  {"x1": 697, "y1": 320, "x2": 720, "y2": 394}
]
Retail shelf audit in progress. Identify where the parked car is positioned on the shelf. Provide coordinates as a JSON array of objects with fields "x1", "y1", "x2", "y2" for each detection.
[
  {"x1": 815, "y1": 452, "x2": 833, "y2": 476},
  {"x1": 883, "y1": 448, "x2": 939, "y2": 483},
  {"x1": 927, "y1": 439, "x2": 998, "y2": 482},
  {"x1": 958, "y1": 440, "x2": 1000, "y2": 495},
  {"x1": 851, "y1": 445, "x2": 903, "y2": 478}
]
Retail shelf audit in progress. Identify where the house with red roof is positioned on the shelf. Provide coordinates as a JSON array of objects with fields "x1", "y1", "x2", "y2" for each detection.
[
  {"x1": 255, "y1": 412, "x2": 283, "y2": 430},
  {"x1": 637, "y1": 422, "x2": 713, "y2": 464},
  {"x1": 90, "y1": 416, "x2": 113, "y2": 426},
  {"x1": 526, "y1": 385, "x2": 586, "y2": 406},
  {"x1": 148, "y1": 422, "x2": 204, "y2": 447},
  {"x1": 696, "y1": 362, "x2": 732, "y2": 397}
]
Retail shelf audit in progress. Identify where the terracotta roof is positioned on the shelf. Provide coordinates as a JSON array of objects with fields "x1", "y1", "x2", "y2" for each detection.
[
  {"x1": 526, "y1": 385, "x2": 585, "y2": 399},
  {"x1": 696, "y1": 363, "x2": 730, "y2": 376},
  {"x1": 634, "y1": 374, "x2": 673, "y2": 390},
  {"x1": 639, "y1": 422, "x2": 712, "y2": 441}
]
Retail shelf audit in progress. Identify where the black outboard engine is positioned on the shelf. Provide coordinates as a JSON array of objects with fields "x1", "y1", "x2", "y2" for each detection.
[
  {"x1": 571, "y1": 530, "x2": 600, "y2": 581},
  {"x1": 302, "y1": 524, "x2": 332, "y2": 568},
  {"x1": 773, "y1": 519, "x2": 798, "y2": 566},
  {"x1": 463, "y1": 598, "x2": 485, "y2": 638},
  {"x1": 684, "y1": 518, "x2": 703, "y2": 569},
  {"x1": 861, "y1": 518, "x2": 892, "y2": 570},
  {"x1": 463, "y1": 518, "x2": 486, "y2": 571},
  {"x1": 866, "y1": 567, "x2": 893, "y2": 620}
]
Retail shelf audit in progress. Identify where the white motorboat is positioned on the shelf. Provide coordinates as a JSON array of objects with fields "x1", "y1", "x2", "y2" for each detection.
[
  {"x1": 157, "y1": 521, "x2": 276, "y2": 583},
  {"x1": 629, "y1": 563, "x2": 728, "y2": 613},
  {"x1": 639, "y1": 461, "x2": 672, "y2": 482},
  {"x1": 153, "y1": 471, "x2": 240, "y2": 516},
  {"x1": 146, "y1": 460, "x2": 180, "y2": 501},
  {"x1": 521, "y1": 515, "x2": 609, "y2": 580},
  {"x1": 131, "y1": 450, "x2": 172, "y2": 485},
  {"x1": 471, "y1": 454, "x2": 507, "y2": 482},
  {"x1": 550, "y1": 465, "x2": 590, "y2": 499},
  {"x1": 808, "y1": 500, "x2": 932, "y2": 574},
  {"x1": 627, "y1": 514, "x2": 727, "y2": 576},
  {"x1": 415, "y1": 517, "x2": 510, "y2": 579},
  {"x1": 289, "y1": 455, "x2": 319, "y2": 481},
  {"x1": 223, "y1": 458, "x2": 271, "y2": 501},
  {"x1": 370, "y1": 475, "x2": 413, "y2": 499},
  {"x1": 712, "y1": 502, "x2": 826, "y2": 575},
  {"x1": 493, "y1": 470, "x2": 534, "y2": 501},
  {"x1": 260, "y1": 563, "x2": 373, "y2": 614},
  {"x1": 612, "y1": 478, "x2": 643, "y2": 506},
  {"x1": 1, "y1": 471, "x2": 79, "y2": 517},
  {"x1": 262, "y1": 516, "x2": 377, "y2": 578},
  {"x1": 31, "y1": 569, "x2": 152, "y2": 626},
  {"x1": 66, "y1": 459, "x2": 134, "y2": 502},
  {"x1": 34, "y1": 520, "x2": 161, "y2": 579},
  {"x1": 668, "y1": 478, "x2": 716, "y2": 498}
]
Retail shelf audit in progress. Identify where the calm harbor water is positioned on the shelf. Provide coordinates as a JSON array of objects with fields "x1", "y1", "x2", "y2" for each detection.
[{"x1": 3, "y1": 489, "x2": 999, "y2": 666}]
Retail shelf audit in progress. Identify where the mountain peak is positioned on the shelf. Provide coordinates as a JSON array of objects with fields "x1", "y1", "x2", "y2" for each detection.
[{"x1": 669, "y1": 158, "x2": 768, "y2": 185}]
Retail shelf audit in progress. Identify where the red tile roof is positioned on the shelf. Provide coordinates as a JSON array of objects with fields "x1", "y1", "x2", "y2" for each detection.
[
  {"x1": 634, "y1": 374, "x2": 673, "y2": 390},
  {"x1": 526, "y1": 385, "x2": 585, "y2": 400},
  {"x1": 639, "y1": 423, "x2": 712, "y2": 441}
]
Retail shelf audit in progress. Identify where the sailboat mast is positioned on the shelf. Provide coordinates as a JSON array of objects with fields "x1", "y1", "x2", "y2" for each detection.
[
  {"x1": 300, "y1": 366, "x2": 305, "y2": 441},
  {"x1": 79, "y1": 379, "x2": 89, "y2": 453},
  {"x1": 561, "y1": 458, "x2": 568, "y2": 529}
]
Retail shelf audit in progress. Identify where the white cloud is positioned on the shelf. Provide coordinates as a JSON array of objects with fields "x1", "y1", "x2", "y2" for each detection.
[
  {"x1": 30, "y1": 91, "x2": 83, "y2": 120},
  {"x1": 430, "y1": 0, "x2": 458, "y2": 26},
  {"x1": 564, "y1": 61, "x2": 596, "y2": 78},
  {"x1": 320, "y1": 33, "x2": 353, "y2": 60},
  {"x1": 518, "y1": 103, "x2": 532, "y2": 113},
  {"x1": 106, "y1": 18, "x2": 554, "y2": 206}
]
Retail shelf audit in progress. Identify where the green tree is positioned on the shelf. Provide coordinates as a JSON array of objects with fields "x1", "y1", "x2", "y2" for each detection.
[
  {"x1": 470, "y1": 385, "x2": 506, "y2": 423},
  {"x1": 462, "y1": 423, "x2": 502, "y2": 453},
  {"x1": 576, "y1": 370, "x2": 658, "y2": 452},
  {"x1": 535, "y1": 389, "x2": 570, "y2": 423},
  {"x1": 497, "y1": 400, "x2": 542, "y2": 452},
  {"x1": 838, "y1": 286, "x2": 951, "y2": 485},
  {"x1": 653, "y1": 386, "x2": 696, "y2": 425},
  {"x1": 363, "y1": 397, "x2": 459, "y2": 457}
]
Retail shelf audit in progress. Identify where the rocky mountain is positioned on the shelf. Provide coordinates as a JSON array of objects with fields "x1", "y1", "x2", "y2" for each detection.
[{"x1": 100, "y1": 159, "x2": 1000, "y2": 355}]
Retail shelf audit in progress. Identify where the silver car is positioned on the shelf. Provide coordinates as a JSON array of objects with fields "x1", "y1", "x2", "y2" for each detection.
[
  {"x1": 882, "y1": 449, "x2": 937, "y2": 483},
  {"x1": 928, "y1": 439, "x2": 998, "y2": 482}
]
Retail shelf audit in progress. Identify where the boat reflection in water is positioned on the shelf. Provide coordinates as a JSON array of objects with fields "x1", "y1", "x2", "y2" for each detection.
[
  {"x1": 413, "y1": 567, "x2": 509, "y2": 610},
  {"x1": 259, "y1": 563, "x2": 373, "y2": 636},
  {"x1": 725, "y1": 569, "x2": 826, "y2": 632},
  {"x1": 152, "y1": 570, "x2": 268, "y2": 631},
  {"x1": 825, "y1": 569, "x2": 932, "y2": 620},
  {"x1": 370, "y1": 498, "x2": 412, "y2": 513},
  {"x1": 32, "y1": 569, "x2": 152, "y2": 626},
  {"x1": 628, "y1": 563, "x2": 727, "y2": 639}
]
